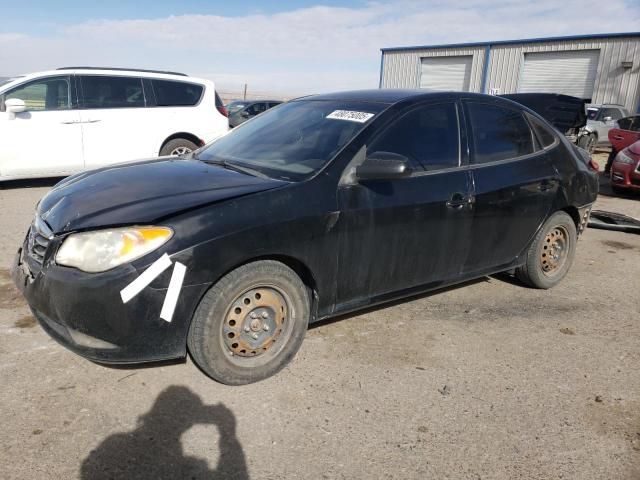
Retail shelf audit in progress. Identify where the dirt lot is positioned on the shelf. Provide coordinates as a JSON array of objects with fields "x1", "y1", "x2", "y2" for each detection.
[{"x1": 1, "y1": 174, "x2": 639, "y2": 479}]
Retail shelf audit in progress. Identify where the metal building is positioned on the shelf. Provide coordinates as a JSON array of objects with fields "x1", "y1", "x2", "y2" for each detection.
[{"x1": 379, "y1": 32, "x2": 640, "y2": 113}]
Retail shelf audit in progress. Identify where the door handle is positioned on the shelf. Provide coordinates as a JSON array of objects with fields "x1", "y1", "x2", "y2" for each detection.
[
  {"x1": 446, "y1": 193, "x2": 474, "y2": 209},
  {"x1": 612, "y1": 135, "x2": 624, "y2": 141}
]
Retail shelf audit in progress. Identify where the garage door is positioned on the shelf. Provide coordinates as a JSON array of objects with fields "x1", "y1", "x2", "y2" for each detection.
[
  {"x1": 518, "y1": 50, "x2": 600, "y2": 99},
  {"x1": 420, "y1": 56, "x2": 472, "y2": 91}
]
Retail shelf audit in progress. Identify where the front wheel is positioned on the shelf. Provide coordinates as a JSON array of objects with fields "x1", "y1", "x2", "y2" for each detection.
[
  {"x1": 577, "y1": 133, "x2": 596, "y2": 154},
  {"x1": 515, "y1": 211, "x2": 577, "y2": 289},
  {"x1": 187, "y1": 260, "x2": 310, "y2": 385}
]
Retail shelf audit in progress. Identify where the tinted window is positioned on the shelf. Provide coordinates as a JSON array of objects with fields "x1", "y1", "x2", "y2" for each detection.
[
  {"x1": 268, "y1": 102, "x2": 282, "y2": 109},
  {"x1": 247, "y1": 103, "x2": 267, "y2": 115},
  {"x1": 3, "y1": 77, "x2": 69, "y2": 112},
  {"x1": 527, "y1": 115, "x2": 556, "y2": 149},
  {"x1": 368, "y1": 103, "x2": 459, "y2": 172},
  {"x1": 227, "y1": 101, "x2": 247, "y2": 113},
  {"x1": 586, "y1": 108, "x2": 599, "y2": 120},
  {"x1": 467, "y1": 103, "x2": 534, "y2": 163},
  {"x1": 81, "y1": 76, "x2": 144, "y2": 109},
  {"x1": 152, "y1": 80, "x2": 203, "y2": 106},
  {"x1": 196, "y1": 100, "x2": 384, "y2": 181}
]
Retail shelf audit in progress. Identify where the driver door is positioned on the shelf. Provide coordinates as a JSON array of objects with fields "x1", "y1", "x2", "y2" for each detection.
[
  {"x1": 335, "y1": 101, "x2": 474, "y2": 311},
  {"x1": 0, "y1": 75, "x2": 83, "y2": 178}
]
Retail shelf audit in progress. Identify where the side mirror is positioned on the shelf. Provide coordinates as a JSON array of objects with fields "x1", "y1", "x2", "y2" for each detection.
[
  {"x1": 5, "y1": 98, "x2": 26, "y2": 118},
  {"x1": 355, "y1": 151, "x2": 412, "y2": 181},
  {"x1": 603, "y1": 116, "x2": 613, "y2": 123}
]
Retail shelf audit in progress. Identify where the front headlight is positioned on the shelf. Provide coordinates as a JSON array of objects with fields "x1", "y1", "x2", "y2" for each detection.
[
  {"x1": 56, "y1": 226, "x2": 173, "y2": 273},
  {"x1": 614, "y1": 151, "x2": 636, "y2": 165}
]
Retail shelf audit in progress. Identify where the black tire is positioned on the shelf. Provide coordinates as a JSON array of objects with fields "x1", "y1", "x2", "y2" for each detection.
[
  {"x1": 515, "y1": 211, "x2": 577, "y2": 289},
  {"x1": 160, "y1": 138, "x2": 198, "y2": 156},
  {"x1": 577, "y1": 133, "x2": 596, "y2": 154},
  {"x1": 187, "y1": 260, "x2": 310, "y2": 385}
]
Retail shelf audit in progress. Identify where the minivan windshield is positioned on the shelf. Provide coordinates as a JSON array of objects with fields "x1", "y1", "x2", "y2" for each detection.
[{"x1": 196, "y1": 100, "x2": 385, "y2": 181}]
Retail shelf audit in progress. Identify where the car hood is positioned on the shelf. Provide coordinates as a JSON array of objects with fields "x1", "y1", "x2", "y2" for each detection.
[{"x1": 37, "y1": 157, "x2": 286, "y2": 233}]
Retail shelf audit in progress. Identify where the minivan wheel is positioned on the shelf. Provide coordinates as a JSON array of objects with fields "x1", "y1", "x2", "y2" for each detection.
[
  {"x1": 187, "y1": 260, "x2": 310, "y2": 385},
  {"x1": 515, "y1": 211, "x2": 577, "y2": 289},
  {"x1": 160, "y1": 138, "x2": 198, "y2": 156}
]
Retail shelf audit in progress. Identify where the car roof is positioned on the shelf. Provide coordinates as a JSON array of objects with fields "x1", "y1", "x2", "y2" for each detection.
[
  {"x1": 299, "y1": 89, "x2": 490, "y2": 104},
  {"x1": 3, "y1": 68, "x2": 214, "y2": 86}
]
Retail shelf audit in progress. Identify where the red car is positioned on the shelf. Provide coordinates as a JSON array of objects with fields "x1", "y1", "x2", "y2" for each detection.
[
  {"x1": 605, "y1": 115, "x2": 640, "y2": 174},
  {"x1": 610, "y1": 139, "x2": 640, "y2": 192}
]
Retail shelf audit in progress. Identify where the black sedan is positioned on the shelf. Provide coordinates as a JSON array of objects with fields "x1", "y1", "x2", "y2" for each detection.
[{"x1": 12, "y1": 90, "x2": 598, "y2": 385}]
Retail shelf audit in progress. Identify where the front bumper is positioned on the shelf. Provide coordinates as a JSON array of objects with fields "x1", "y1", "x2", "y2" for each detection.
[
  {"x1": 11, "y1": 242, "x2": 209, "y2": 364},
  {"x1": 611, "y1": 163, "x2": 640, "y2": 191}
]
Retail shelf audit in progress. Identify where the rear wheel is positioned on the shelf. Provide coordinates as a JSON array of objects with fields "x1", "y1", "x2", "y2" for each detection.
[
  {"x1": 187, "y1": 260, "x2": 310, "y2": 385},
  {"x1": 515, "y1": 211, "x2": 577, "y2": 289},
  {"x1": 160, "y1": 138, "x2": 198, "y2": 156}
]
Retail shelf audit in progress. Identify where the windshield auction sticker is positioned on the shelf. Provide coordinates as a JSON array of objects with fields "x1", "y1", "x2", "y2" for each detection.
[{"x1": 326, "y1": 110, "x2": 375, "y2": 123}]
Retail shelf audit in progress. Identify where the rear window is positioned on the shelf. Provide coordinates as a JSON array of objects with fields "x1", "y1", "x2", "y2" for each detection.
[
  {"x1": 152, "y1": 80, "x2": 203, "y2": 106},
  {"x1": 467, "y1": 102, "x2": 534, "y2": 164},
  {"x1": 81, "y1": 76, "x2": 144, "y2": 109}
]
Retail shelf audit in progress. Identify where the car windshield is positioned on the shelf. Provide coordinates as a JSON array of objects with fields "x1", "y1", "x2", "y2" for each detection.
[
  {"x1": 226, "y1": 101, "x2": 247, "y2": 113},
  {"x1": 587, "y1": 108, "x2": 599, "y2": 120},
  {"x1": 196, "y1": 99, "x2": 385, "y2": 181}
]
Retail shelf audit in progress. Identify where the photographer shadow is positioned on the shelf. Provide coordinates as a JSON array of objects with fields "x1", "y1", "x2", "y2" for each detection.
[{"x1": 81, "y1": 385, "x2": 249, "y2": 480}]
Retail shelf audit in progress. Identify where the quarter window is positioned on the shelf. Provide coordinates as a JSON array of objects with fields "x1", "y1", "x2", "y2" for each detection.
[
  {"x1": 3, "y1": 77, "x2": 70, "y2": 112},
  {"x1": 81, "y1": 76, "x2": 144, "y2": 109},
  {"x1": 152, "y1": 80, "x2": 203, "y2": 106},
  {"x1": 368, "y1": 103, "x2": 460, "y2": 172},
  {"x1": 467, "y1": 103, "x2": 534, "y2": 164},
  {"x1": 527, "y1": 115, "x2": 556, "y2": 149}
]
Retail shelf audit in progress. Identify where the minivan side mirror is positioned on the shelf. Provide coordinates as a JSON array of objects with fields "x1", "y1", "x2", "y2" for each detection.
[
  {"x1": 355, "y1": 151, "x2": 413, "y2": 181},
  {"x1": 5, "y1": 98, "x2": 26, "y2": 119}
]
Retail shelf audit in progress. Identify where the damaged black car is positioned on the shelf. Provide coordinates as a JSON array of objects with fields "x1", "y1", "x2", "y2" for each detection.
[{"x1": 12, "y1": 90, "x2": 598, "y2": 385}]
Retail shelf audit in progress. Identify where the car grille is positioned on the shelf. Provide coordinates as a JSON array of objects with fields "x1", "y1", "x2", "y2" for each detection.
[{"x1": 27, "y1": 217, "x2": 53, "y2": 265}]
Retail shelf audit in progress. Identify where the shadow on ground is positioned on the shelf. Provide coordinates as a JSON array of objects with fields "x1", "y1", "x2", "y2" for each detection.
[
  {"x1": 0, "y1": 177, "x2": 65, "y2": 190},
  {"x1": 80, "y1": 386, "x2": 249, "y2": 480}
]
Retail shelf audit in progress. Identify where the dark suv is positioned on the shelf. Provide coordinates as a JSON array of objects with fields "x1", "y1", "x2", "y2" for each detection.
[{"x1": 226, "y1": 99, "x2": 282, "y2": 128}]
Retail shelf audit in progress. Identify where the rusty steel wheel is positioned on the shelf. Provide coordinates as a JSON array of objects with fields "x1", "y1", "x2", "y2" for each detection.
[
  {"x1": 187, "y1": 260, "x2": 309, "y2": 385},
  {"x1": 221, "y1": 286, "x2": 292, "y2": 362},
  {"x1": 515, "y1": 211, "x2": 577, "y2": 290},
  {"x1": 540, "y1": 226, "x2": 569, "y2": 276}
]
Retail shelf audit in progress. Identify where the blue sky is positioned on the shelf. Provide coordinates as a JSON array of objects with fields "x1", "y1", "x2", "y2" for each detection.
[{"x1": 1, "y1": 1, "x2": 639, "y2": 94}]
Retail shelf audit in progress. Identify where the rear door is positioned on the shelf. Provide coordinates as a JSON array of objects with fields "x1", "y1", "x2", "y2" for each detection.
[
  {"x1": 462, "y1": 100, "x2": 559, "y2": 275},
  {"x1": 0, "y1": 75, "x2": 83, "y2": 178},
  {"x1": 336, "y1": 101, "x2": 474, "y2": 309},
  {"x1": 78, "y1": 75, "x2": 152, "y2": 168}
]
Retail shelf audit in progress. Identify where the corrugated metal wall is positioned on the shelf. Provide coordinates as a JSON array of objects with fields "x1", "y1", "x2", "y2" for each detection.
[
  {"x1": 487, "y1": 37, "x2": 640, "y2": 111},
  {"x1": 381, "y1": 46, "x2": 485, "y2": 92},
  {"x1": 381, "y1": 35, "x2": 640, "y2": 113}
]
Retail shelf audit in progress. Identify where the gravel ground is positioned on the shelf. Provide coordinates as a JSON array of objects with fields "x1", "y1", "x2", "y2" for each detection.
[{"x1": 0, "y1": 175, "x2": 639, "y2": 480}]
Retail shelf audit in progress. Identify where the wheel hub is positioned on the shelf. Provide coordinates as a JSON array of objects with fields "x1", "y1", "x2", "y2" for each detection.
[
  {"x1": 222, "y1": 287, "x2": 287, "y2": 357},
  {"x1": 541, "y1": 227, "x2": 568, "y2": 275}
]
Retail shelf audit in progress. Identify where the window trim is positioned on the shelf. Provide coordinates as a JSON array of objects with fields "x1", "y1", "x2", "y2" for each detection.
[
  {"x1": 364, "y1": 100, "x2": 465, "y2": 178},
  {"x1": 0, "y1": 74, "x2": 72, "y2": 113},
  {"x1": 463, "y1": 100, "x2": 539, "y2": 168},
  {"x1": 78, "y1": 74, "x2": 147, "y2": 110}
]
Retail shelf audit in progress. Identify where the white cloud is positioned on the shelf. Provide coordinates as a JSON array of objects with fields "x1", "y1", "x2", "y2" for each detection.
[{"x1": 1, "y1": 1, "x2": 638, "y2": 94}]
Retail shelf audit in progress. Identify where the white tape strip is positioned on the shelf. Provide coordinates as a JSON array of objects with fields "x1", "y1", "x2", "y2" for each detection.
[
  {"x1": 120, "y1": 253, "x2": 172, "y2": 304},
  {"x1": 160, "y1": 262, "x2": 186, "y2": 323}
]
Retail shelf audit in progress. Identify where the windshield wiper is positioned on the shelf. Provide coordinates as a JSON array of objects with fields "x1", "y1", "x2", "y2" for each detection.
[{"x1": 200, "y1": 158, "x2": 270, "y2": 179}]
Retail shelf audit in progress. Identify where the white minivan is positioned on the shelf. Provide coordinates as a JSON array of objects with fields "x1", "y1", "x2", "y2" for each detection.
[{"x1": 0, "y1": 67, "x2": 229, "y2": 181}]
